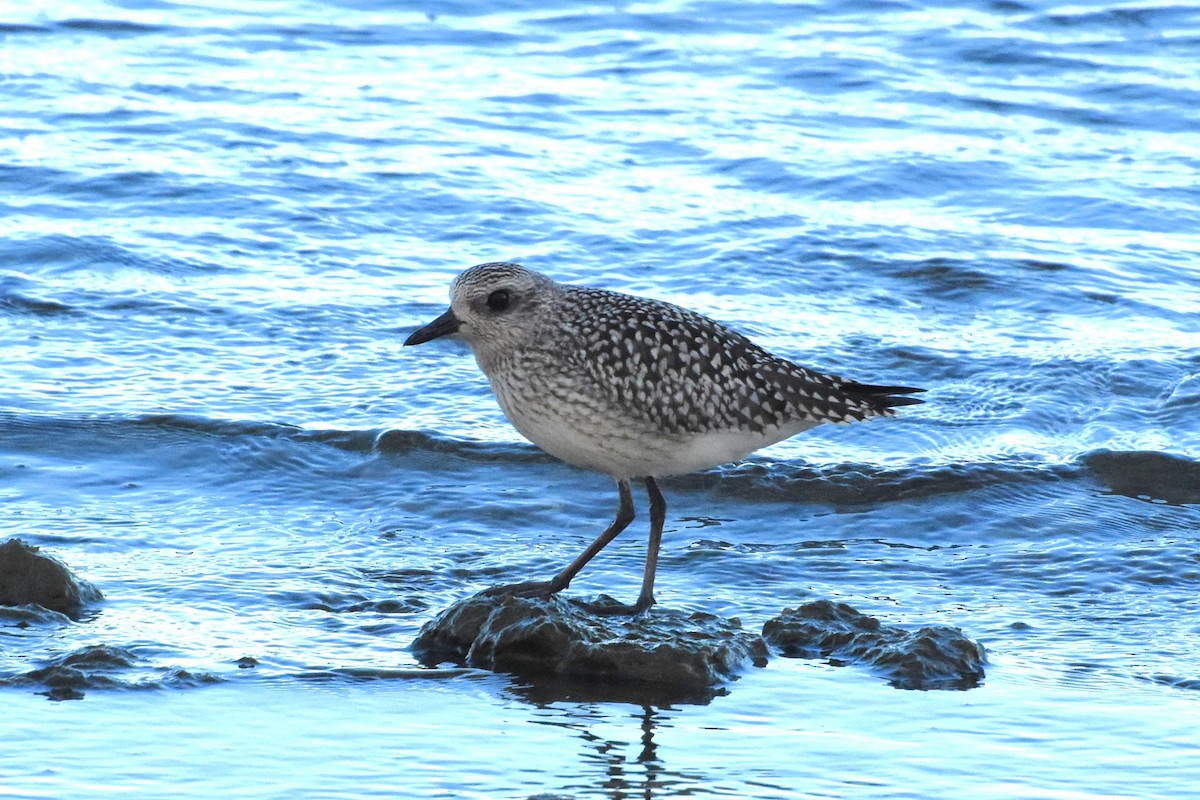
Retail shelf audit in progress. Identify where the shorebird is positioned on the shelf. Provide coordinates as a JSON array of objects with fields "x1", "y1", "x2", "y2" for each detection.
[{"x1": 405, "y1": 262, "x2": 922, "y2": 614}]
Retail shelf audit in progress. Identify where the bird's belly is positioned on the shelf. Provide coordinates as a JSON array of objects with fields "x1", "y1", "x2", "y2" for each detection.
[{"x1": 491, "y1": 373, "x2": 817, "y2": 478}]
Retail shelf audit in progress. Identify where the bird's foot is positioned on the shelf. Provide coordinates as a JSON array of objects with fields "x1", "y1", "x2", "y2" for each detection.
[
  {"x1": 482, "y1": 583, "x2": 655, "y2": 616},
  {"x1": 482, "y1": 580, "x2": 562, "y2": 599},
  {"x1": 571, "y1": 594, "x2": 656, "y2": 617}
]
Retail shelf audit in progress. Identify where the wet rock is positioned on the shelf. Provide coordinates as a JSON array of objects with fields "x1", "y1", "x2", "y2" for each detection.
[
  {"x1": 762, "y1": 600, "x2": 986, "y2": 690},
  {"x1": 1147, "y1": 673, "x2": 1200, "y2": 691},
  {"x1": 413, "y1": 592, "x2": 768, "y2": 703},
  {"x1": 1083, "y1": 449, "x2": 1200, "y2": 505},
  {"x1": 1, "y1": 644, "x2": 220, "y2": 700},
  {"x1": 0, "y1": 539, "x2": 103, "y2": 620},
  {"x1": 22, "y1": 645, "x2": 132, "y2": 700}
]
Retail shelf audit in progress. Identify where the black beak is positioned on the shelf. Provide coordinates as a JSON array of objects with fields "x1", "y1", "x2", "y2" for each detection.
[{"x1": 404, "y1": 308, "x2": 461, "y2": 346}]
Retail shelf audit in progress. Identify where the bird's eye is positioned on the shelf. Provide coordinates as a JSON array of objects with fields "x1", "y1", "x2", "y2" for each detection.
[{"x1": 486, "y1": 289, "x2": 512, "y2": 312}]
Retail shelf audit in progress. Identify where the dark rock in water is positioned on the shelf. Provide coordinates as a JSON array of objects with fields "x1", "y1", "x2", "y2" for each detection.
[
  {"x1": 1083, "y1": 449, "x2": 1200, "y2": 505},
  {"x1": 0, "y1": 539, "x2": 103, "y2": 620},
  {"x1": 23, "y1": 645, "x2": 133, "y2": 700},
  {"x1": 1, "y1": 644, "x2": 220, "y2": 700},
  {"x1": 762, "y1": 600, "x2": 986, "y2": 690},
  {"x1": 413, "y1": 592, "x2": 768, "y2": 703},
  {"x1": 414, "y1": 593, "x2": 983, "y2": 697}
]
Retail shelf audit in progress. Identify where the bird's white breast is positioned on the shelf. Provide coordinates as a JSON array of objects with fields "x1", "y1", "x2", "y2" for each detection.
[{"x1": 489, "y1": 366, "x2": 816, "y2": 479}]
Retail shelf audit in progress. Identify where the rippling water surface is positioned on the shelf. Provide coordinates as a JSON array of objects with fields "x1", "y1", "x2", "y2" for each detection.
[{"x1": 3, "y1": 0, "x2": 1199, "y2": 797}]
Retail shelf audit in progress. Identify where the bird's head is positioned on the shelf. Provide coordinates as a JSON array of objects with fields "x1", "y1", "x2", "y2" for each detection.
[{"x1": 404, "y1": 262, "x2": 557, "y2": 365}]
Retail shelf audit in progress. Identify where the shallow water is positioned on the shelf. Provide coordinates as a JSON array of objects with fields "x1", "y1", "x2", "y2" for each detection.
[{"x1": 3, "y1": 0, "x2": 1200, "y2": 797}]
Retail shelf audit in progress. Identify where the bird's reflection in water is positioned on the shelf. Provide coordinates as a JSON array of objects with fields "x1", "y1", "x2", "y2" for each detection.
[
  {"x1": 590, "y1": 706, "x2": 663, "y2": 800},
  {"x1": 512, "y1": 681, "x2": 722, "y2": 799}
]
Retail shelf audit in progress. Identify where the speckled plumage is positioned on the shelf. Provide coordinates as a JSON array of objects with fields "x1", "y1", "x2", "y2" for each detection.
[
  {"x1": 547, "y1": 284, "x2": 891, "y2": 434},
  {"x1": 404, "y1": 261, "x2": 923, "y2": 613}
]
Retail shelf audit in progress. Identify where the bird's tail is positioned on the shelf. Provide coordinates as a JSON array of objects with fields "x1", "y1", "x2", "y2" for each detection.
[{"x1": 845, "y1": 383, "x2": 926, "y2": 412}]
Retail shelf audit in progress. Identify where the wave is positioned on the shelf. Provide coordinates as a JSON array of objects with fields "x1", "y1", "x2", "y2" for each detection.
[{"x1": 5, "y1": 411, "x2": 1195, "y2": 506}]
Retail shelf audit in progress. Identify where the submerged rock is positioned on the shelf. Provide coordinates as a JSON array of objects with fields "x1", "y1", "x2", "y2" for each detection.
[
  {"x1": 412, "y1": 592, "x2": 768, "y2": 703},
  {"x1": 0, "y1": 539, "x2": 103, "y2": 620},
  {"x1": 1083, "y1": 449, "x2": 1200, "y2": 505},
  {"x1": 1, "y1": 644, "x2": 220, "y2": 701},
  {"x1": 762, "y1": 600, "x2": 986, "y2": 690},
  {"x1": 22, "y1": 645, "x2": 134, "y2": 701}
]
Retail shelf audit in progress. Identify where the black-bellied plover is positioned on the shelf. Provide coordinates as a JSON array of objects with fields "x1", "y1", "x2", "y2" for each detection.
[{"x1": 405, "y1": 262, "x2": 923, "y2": 614}]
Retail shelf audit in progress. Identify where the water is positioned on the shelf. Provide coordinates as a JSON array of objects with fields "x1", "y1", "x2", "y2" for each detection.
[{"x1": 2, "y1": 0, "x2": 1199, "y2": 796}]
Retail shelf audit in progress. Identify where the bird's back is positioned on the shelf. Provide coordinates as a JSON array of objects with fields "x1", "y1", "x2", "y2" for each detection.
[{"x1": 536, "y1": 285, "x2": 914, "y2": 436}]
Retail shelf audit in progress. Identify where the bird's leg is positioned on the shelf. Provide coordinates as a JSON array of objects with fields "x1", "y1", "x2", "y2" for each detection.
[
  {"x1": 579, "y1": 476, "x2": 665, "y2": 616},
  {"x1": 484, "y1": 479, "x2": 635, "y2": 599},
  {"x1": 637, "y1": 476, "x2": 666, "y2": 609}
]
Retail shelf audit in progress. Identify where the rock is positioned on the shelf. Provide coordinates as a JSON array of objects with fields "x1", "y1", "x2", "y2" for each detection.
[
  {"x1": 413, "y1": 592, "x2": 768, "y2": 703},
  {"x1": 1083, "y1": 449, "x2": 1200, "y2": 505},
  {"x1": 22, "y1": 645, "x2": 133, "y2": 700},
  {"x1": 413, "y1": 593, "x2": 985, "y2": 697},
  {"x1": 0, "y1": 539, "x2": 103, "y2": 620},
  {"x1": 762, "y1": 600, "x2": 986, "y2": 690},
  {"x1": 1, "y1": 644, "x2": 220, "y2": 700}
]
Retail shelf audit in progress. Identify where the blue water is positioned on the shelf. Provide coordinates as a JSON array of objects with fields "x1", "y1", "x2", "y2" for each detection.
[{"x1": 3, "y1": 0, "x2": 1200, "y2": 797}]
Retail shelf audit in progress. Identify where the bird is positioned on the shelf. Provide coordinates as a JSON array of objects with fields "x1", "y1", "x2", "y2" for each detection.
[{"x1": 404, "y1": 262, "x2": 923, "y2": 615}]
